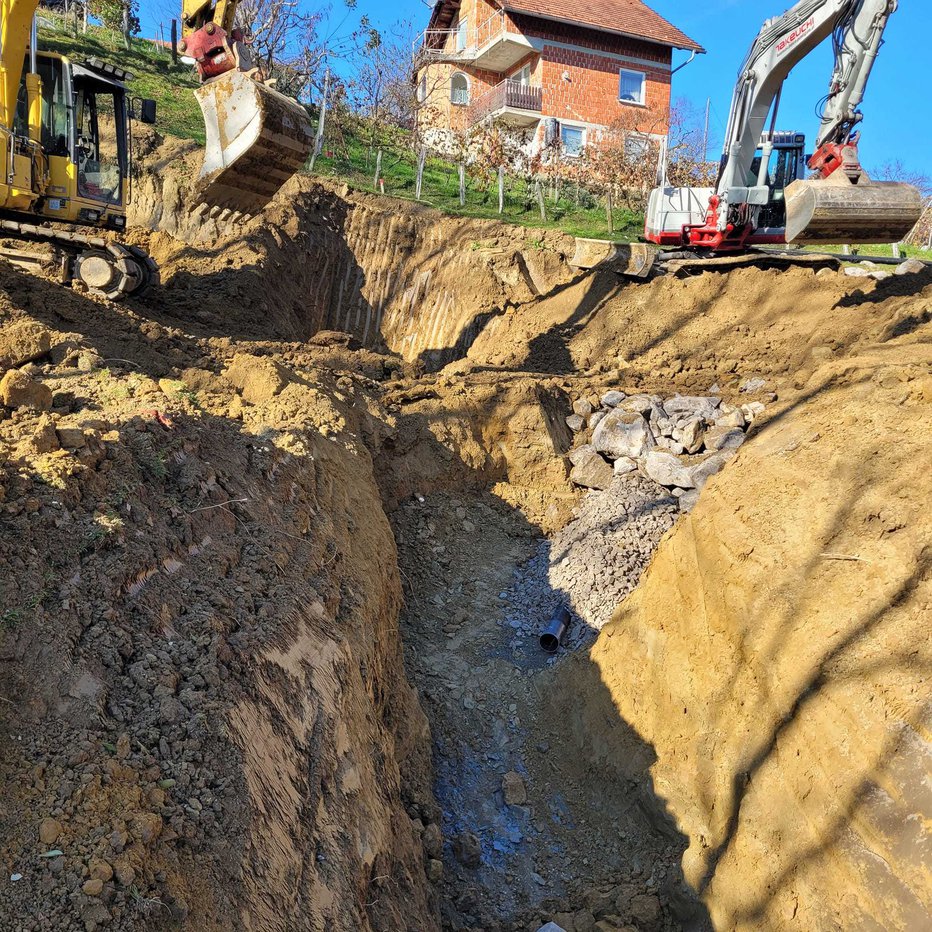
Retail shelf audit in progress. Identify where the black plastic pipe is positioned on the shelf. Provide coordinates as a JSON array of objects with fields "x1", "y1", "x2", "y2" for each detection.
[{"x1": 540, "y1": 605, "x2": 571, "y2": 654}]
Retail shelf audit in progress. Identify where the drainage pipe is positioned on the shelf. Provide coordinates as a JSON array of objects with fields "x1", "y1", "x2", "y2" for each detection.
[{"x1": 540, "y1": 605, "x2": 571, "y2": 654}]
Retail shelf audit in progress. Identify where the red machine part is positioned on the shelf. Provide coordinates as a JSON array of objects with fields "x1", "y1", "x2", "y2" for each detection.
[
  {"x1": 178, "y1": 23, "x2": 246, "y2": 81},
  {"x1": 808, "y1": 132, "x2": 863, "y2": 181}
]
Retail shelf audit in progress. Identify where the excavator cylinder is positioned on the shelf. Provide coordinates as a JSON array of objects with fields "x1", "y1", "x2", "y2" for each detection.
[
  {"x1": 195, "y1": 71, "x2": 314, "y2": 216},
  {"x1": 784, "y1": 175, "x2": 923, "y2": 244}
]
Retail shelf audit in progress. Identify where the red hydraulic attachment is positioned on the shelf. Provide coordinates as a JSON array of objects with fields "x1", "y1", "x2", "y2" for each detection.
[
  {"x1": 179, "y1": 23, "x2": 249, "y2": 81},
  {"x1": 808, "y1": 131, "x2": 864, "y2": 181}
]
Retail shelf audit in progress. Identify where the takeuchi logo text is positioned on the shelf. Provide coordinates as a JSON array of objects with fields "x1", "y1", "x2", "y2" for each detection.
[{"x1": 777, "y1": 16, "x2": 816, "y2": 55}]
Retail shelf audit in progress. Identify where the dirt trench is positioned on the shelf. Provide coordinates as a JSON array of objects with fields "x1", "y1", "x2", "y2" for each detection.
[{"x1": 1, "y1": 157, "x2": 930, "y2": 932}]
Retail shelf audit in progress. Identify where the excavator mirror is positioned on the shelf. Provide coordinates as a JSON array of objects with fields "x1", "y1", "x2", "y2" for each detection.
[{"x1": 138, "y1": 99, "x2": 157, "y2": 125}]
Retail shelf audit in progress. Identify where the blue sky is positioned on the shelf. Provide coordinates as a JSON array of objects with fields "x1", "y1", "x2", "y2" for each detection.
[{"x1": 140, "y1": 0, "x2": 928, "y2": 175}]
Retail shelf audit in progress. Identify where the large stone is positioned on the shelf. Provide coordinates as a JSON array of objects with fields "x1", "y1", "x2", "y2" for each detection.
[
  {"x1": 689, "y1": 452, "x2": 732, "y2": 490},
  {"x1": 715, "y1": 408, "x2": 746, "y2": 430},
  {"x1": 452, "y1": 831, "x2": 482, "y2": 868},
  {"x1": 894, "y1": 257, "x2": 926, "y2": 276},
  {"x1": 571, "y1": 451, "x2": 614, "y2": 491},
  {"x1": 679, "y1": 418, "x2": 705, "y2": 454},
  {"x1": 593, "y1": 410, "x2": 656, "y2": 460},
  {"x1": 0, "y1": 320, "x2": 52, "y2": 369},
  {"x1": 705, "y1": 426, "x2": 746, "y2": 452},
  {"x1": 663, "y1": 395, "x2": 720, "y2": 421},
  {"x1": 422, "y1": 823, "x2": 442, "y2": 859},
  {"x1": 38, "y1": 818, "x2": 63, "y2": 844},
  {"x1": 223, "y1": 353, "x2": 294, "y2": 405},
  {"x1": 621, "y1": 394, "x2": 656, "y2": 415},
  {"x1": 573, "y1": 398, "x2": 593, "y2": 418},
  {"x1": 569, "y1": 444, "x2": 596, "y2": 466},
  {"x1": 502, "y1": 771, "x2": 528, "y2": 805},
  {"x1": 645, "y1": 451, "x2": 695, "y2": 489},
  {"x1": 0, "y1": 369, "x2": 52, "y2": 411},
  {"x1": 566, "y1": 414, "x2": 586, "y2": 432},
  {"x1": 613, "y1": 456, "x2": 637, "y2": 477},
  {"x1": 628, "y1": 893, "x2": 662, "y2": 931},
  {"x1": 600, "y1": 390, "x2": 626, "y2": 408}
]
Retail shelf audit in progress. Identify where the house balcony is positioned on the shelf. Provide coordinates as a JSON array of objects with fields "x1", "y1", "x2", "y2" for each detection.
[
  {"x1": 414, "y1": 12, "x2": 535, "y2": 73},
  {"x1": 468, "y1": 80, "x2": 543, "y2": 128}
]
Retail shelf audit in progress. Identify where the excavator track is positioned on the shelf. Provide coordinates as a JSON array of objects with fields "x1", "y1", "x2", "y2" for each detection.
[{"x1": 0, "y1": 219, "x2": 158, "y2": 300}]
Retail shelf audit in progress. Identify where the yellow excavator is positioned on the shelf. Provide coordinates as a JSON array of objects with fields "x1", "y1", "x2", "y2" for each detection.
[{"x1": 0, "y1": 0, "x2": 314, "y2": 299}]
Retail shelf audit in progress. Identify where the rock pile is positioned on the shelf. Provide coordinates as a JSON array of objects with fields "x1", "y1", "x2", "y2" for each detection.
[
  {"x1": 566, "y1": 390, "x2": 764, "y2": 513},
  {"x1": 501, "y1": 476, "x2": 679, "y2": 650}
]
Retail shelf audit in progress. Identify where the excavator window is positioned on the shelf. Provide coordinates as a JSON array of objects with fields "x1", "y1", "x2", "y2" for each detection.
[
  {"x1": 73, "y1": 79, "x2": 127, "y2": 206},
  {"x1": 13, "y1": 56, "x2": 70, "y2": 155}
]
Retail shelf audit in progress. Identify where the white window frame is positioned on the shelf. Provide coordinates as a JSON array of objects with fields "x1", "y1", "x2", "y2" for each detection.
[
  {"x1": 619, "y1": 68, "x2": 646, "y2": 106},
  {"x1": 450, "y1": 72, "x2": 471, "y2": 107},
  {"x1": 560, "y1": 123, "x2": 585, "y2": 158},
  {"x1": 513, "y1": 63, "x2": 531, "y2": 87},
  {"x1": 456, "y1": 18, "x2": 468, "y2": 52}
]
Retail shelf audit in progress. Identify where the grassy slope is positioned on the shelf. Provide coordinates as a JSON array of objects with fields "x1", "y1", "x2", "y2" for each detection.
[{"x1": 39, "y1": 18, "x2": 204, "y2": 143}]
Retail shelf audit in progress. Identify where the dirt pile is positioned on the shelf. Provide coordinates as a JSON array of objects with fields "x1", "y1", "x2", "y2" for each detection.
[{"x1": 0, "y1": 262, "x2": 440, "y2": 931}]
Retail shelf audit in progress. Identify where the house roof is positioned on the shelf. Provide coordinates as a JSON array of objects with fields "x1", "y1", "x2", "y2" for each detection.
[{"x1": 499, "y1": 0, "x2": 704, "y2": 52}]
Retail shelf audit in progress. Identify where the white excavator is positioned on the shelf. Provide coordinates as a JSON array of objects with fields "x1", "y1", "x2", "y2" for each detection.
[{"x1": 645, "y1": 0, "x2": 923, "y2": 251}]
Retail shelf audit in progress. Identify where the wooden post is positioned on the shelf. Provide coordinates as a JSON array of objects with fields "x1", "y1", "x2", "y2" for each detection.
[
  {"x1": 458, "y1": 162, "x2": 466, "y2": 207},
  {"x1": 416, "y1": 147, "x2": 427, "y2": 201},
  {"x1": 606, "y1": 185, "x2": 614, "y2": 234},
  {"x1": 308, "y1": 68, "x2": 330, "y2": 173},
  {"x1": 374, "y1": 149, "x2": 383, "y2": 192},
  {"x1": 891, "y1": 242, "x2": 901, "y2": 259},
  {"x1": 498, "y1": 166, "x2": 505, "y2": 215},
  {"x1": 535, "y1": 179, "x2": 546, "y2": 221},
  {"x1": 171, "y1": 19, "x2": 179, "y2": 65},
  {"x1": 122, "y1": 1, "x2": 131, "y2": 51},
  {"x1": 82, "y1": 1, "x2": 88, "y2": 34}
]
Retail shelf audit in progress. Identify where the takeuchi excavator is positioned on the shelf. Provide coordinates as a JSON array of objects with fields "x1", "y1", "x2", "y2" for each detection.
[
  {"x1": 645, "y1": 0, "x2": 923, "y2": 251},
  {"x1": 0, "y1": 0, "x2": 313, "y2": 299}
]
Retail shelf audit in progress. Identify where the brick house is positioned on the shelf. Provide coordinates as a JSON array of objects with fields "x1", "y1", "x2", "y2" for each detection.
[{"x1": 414, "y1": 0, "x2": 703, "y2": 159}]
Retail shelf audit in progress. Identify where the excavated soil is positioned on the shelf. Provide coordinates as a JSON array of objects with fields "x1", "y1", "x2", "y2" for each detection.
[{"x1": 1, "y1": 145, "x2": 930, "y2": 932}]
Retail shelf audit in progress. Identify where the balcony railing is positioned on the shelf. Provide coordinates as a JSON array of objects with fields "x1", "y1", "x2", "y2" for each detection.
[
  {"x1": 469, "y1": 80, "x2": 543, "y2": 125},
  {"x1": 414, "y1": 11, "x2": 525, "y2": 68}
]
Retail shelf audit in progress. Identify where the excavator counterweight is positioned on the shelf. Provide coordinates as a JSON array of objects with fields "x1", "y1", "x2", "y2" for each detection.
[{"x1": 196, "y1": 71, "x2": 314, "y2": 215}]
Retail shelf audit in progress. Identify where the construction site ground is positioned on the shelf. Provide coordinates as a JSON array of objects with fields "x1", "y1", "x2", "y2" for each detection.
[{"x1": 0, "y1": 140, "x2": 929, "y2": 932}]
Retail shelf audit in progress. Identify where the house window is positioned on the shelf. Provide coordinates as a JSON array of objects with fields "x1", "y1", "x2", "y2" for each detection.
[
  {"x1": 456, "y1": 18, "x2": 468, "y2": 52},
  {"x1": 619, "y1": 69, "x2": 646, "y2": 105},
  {"x1": 451, "y1": 73, "x2": 470, "y2": 106},
  {"x1": 513, "y1": 64, "x2": 531, "y2": 87},
  {"x1": 560, "y1": 124, "x2": 585, "y2": 157}
]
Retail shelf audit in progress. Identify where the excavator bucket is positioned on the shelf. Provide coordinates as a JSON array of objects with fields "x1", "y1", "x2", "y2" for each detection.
[
  {"x1": 194, "y1": 71, "x2": 315, "y2": 216},
  {"x1": 784, "y1": 174, "x2": 923, "y2": 245}
]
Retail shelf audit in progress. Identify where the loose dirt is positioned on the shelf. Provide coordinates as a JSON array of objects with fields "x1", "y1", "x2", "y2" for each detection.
[{"x1": 0, "y1": 148, "x2": 929, "y2": 932}]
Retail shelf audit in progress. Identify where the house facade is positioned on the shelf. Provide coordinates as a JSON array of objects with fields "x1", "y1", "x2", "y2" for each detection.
[{"x1": 415, "y1": 0, "x2": 703, "y2": 158}]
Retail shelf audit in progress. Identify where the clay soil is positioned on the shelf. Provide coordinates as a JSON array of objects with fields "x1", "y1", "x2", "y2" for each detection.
[{"x1": 1, "y1": 165, "x2": 930, "y2": 932}]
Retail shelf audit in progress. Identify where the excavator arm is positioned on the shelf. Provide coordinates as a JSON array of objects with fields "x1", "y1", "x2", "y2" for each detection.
[
  {"x1": 178, "y1": 0, "x2": 314, "y2": 217},
  {"x1": 698, "y1": 0, "x2": 921, "y2": 247}
]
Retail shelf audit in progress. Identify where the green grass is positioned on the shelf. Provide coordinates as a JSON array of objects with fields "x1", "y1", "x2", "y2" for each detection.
[
  {"x1": 311, "y1": 123, "x2": 642, "y2": 241},
  {"x1": 38, "y1": 16, "x2": 204, "y2": 143}
]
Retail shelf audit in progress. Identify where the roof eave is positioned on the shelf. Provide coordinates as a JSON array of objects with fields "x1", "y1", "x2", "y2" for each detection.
[{"x1": 499, "y1": 4, "x2": 705, "y2": 54}]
